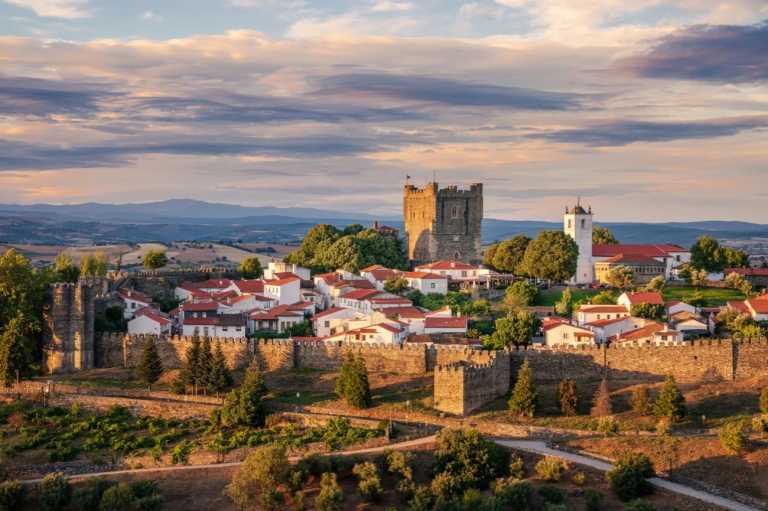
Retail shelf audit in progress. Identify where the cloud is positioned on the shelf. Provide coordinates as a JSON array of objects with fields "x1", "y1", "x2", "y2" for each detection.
[
  {"x1": 3, "y1": 0, "x2": 90, "y2": 19},
  {"x1": 619, "y1": 20, "x2": 768, "y2": 83},
  {"x1": 370, "y1": 1, "x2": 413, "y2": 12},
  {"x1": 0, "y1": 75, "x2": 114, "y2": 117},
  {"x1": 531, "y1": 116, "x2": 768, "y2": 146},
  {"x1": 141, "y1": 10, "x2": 163, "y2": 22},
  {"x1": 314, "y1": 73, "x2": 587, "y2": 110}
]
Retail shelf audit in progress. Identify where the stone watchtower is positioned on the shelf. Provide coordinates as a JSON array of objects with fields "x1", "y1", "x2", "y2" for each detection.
[
  {"x1": 564, "y1": 199, "x2": 593, "y2": 284},
  {"x1": 43, "y1": 279, "x2": 100, "y2": 373},
  {"x1": 403, "y1": 181, "x2": 483, "y2": 264}
]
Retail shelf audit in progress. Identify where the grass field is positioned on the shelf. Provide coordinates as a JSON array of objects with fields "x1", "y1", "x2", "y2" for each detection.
[
  {"x1": 533, "y1": 288, "x2": 602, "y2": 306},
  {"x1": 662, "y1": 286, "x2": 744, "y2": 306}
]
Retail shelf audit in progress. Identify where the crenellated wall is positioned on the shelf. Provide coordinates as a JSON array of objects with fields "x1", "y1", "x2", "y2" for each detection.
[{"x1": 434, "y1": 350, "x2": 511, "y2": 415}]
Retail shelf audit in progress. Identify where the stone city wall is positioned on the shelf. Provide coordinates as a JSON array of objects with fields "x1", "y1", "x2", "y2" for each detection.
[{"x1": 433, "y1": 350, "x2": 510, "y2": 415}]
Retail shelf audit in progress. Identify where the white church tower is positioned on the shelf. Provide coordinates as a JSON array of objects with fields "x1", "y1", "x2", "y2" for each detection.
[{"x1": 564, "y1": 199, "x2": 593, "y2": 284}]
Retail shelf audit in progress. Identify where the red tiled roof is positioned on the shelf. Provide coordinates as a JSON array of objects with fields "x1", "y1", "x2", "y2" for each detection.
[
  {"x1": 403, "y1": 271, "x2": 446, "y2": 280},
  {"x1": 725, "y1": 268, "x2": 768, "y2": 277},
  {"x1": 341, "y1": 289, "x2": 382, "y2": 301},
  {"x1": 425, "y1": 316, "x2": 469, "y2": 329},
  {"x1": 578, "y1": 305, "x2": 628, "y2": 313},
  {"x1": 593, "y1": 244, "x2": 686, "y2": 258},
  {"x1": 384, "y1": 306, "x2": 427, "y2": 319},
  {"x1": 367, "y1": 269, "x2": 400, "y2": 281},
  {"x1": 616, "y1": 322, "x2": 665, "y2": 341},
  {"x1": 416, "y1": 260, "x2": 479, "y2": 271},
  {"x1": 313, "y1": 307, "x2": 350, "y2": 319},
  {"x1": 370, "y1": 297, "x2": 412, "y2": 305},
  {"x1": 361, "y1": 264, "x2": 386, "y2": 271},
  {"x1": 288, "y1": 301, "x2": 313, "y2": 311},
  {"x1": 665, "y1": 300, "x2": 682, "y2": 306},
  {"x1": 232, "y1": 279, "x2": 265, "y2": 294},
  {"x1": 118, "y1": 289, "x2": 153, "y2": 303},
  {"x1": 183, "y1": 317, "x2": 219, "y2": 326},
  {"x1": 265, "y1": 276, "x2": 300, "y2": 286},
  {"x1": 134, "y1": 307, "x2": 171, "y2": 326},
  {"x1": 195, "y1": 279, "x2": 232, "y2": 289},
  {"x1": 623, "y1": 292, "x2": 664, "y2": 305},
  {"x1": 376, "y1": 323, "x2": 404, "y2": 334},
  {"x1": 586, "y1": 316, "x2": 633, "y2": 328},
  {"x1": 747, "y1": 298, "x2": 768, "y2": 314},
  {"x1": 727, "y1": 300, "x2": 750, "y2": 314},
  {"x1": 182, "y1": 301, "x2": 219, "y2": 312},
  {"x1": 250, "y1": 305, "x2": 302, "y2": 320}
]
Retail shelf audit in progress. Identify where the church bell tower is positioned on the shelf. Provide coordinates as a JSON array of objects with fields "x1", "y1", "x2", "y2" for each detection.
[{"x1": 564, "y1": 199, "x2": 593, "y2": 284}]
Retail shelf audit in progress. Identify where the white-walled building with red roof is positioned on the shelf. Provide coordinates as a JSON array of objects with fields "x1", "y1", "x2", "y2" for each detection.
[
  {"x1": 618, "y1": 292, "x2": 665, "y2": 310},
  {"x1": 118, "y1": 289, "x2": 154, "y2": 319},
  {"x1": 415, "y1": 260, "x2": 491, "y2": 282},
  {"x1": 128, "y1": 307, "x2": 172, "y2": 336},
  {"x1": 402, "y1": 271, "x2": 448, "y2": 295},
  {"x1": 576, "y1": 304, "x2": 629, "y2": 326},
  {"x1": 263, "y1": 275, "x2": 301, "y2": 305},
  {"x1": 544, "y1": 322, "x2": 596, "y2": 347}
]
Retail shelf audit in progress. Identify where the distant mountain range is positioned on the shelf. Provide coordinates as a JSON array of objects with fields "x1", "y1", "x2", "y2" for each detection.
[{"x1": 1, "y1": 199, "x2": 766, "y2": 247}]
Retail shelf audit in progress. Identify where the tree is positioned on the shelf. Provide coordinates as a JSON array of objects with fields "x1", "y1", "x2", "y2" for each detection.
[
  {"x1": 631, "y1": 386, "x2": 651, "y2": 415},
  {"x1": 591, "y1": 291, "x2": 616, "y2": 305},
  {"x1": 689, "y1": 269, "x2": 708, "y2": 288},
  {"x1": 591, "y1": 378, "x2": 613, "y2": 417},
  {"x1": 335, "y1": 355, "x2": 372, "y2": 408},
  {"x1": 0, "y1": 249, "x2": 50, "y2": 386},
  {"x1": 492, "y1": 235, "x2": 531, "y2": 274},
  {"x1": 644, "y1": 276, "x2": 666, "y2": 293},
  {"x1": 483, "y1": 244, "x2": 499, "y2": 270},
  {"x1": 724, "y1": 272, "x2": 752, "y2": 297},
  {"x1": 238, "y1": 257, "x2": 263, "y2": 279},
  {"x1": 593, "y1": 226, "x2": 618, "y2": 245},
  {"x1": 483, "y1": 311, "x2": 540, "y2": 349},
  {"x1": 630, "y1": 303, "x2": 664, "y2": 320},
  {"x1": 143, "y1": 250, "x2": 168, "y2": 270},
  {"x1": 721, "y1": 247, "x2": 749, "y2": 269},
  {"x1": 605, "y1": 265, "x2": 634, "y2": 290},
  {"x1": 53, "y1": 252, "x2": 79, "y2": 283},
  {"x1": 509, "y1": 359, "x2": 537, "y2": 418},
  {"x1": 80, "y1": 252, "x2": 109, "y2": 278},
  {"x1": 352, "y1": 461, "x2": 383, "y2": 501},
  {"x1": 504, "y1": 280, "x2": 538, "y2": 310},
  {"x1": 180, "y1": 336, "x2": 202, "y2": 390},
  {"x1": 220, "y1": 359, "x2": 268, "y2": 428},
  {"x1": 315, "y1": 473, "x2": 343, "y2": 511},
  {"x1": 384, "y1": 276, "x2": 409, "y2": 294},
  {"x1": 38, "y1": 472, "x2": 71, "y2": 511},
  {"x1": 719, "y1": 420, "x2": 749, "y2": 454},
  {"x1": 653, "y1": 375, "x2": 686, "y2": 423},
  {"x1": 226, "y1": 445, "x2": 289, "y2": 510},
  {"x1": 136, "y1": 337, "x2": 163, "y2": 389},
  {"x1": 558, "y1": 379, "x2": 578, "y2": 416},
  {"x1": 519, "y1": 231, "x2": 578, "y2": 283},
  {"x1": 554, "y1": 288, "x2": 574, "y2": 317},
  {"x1": 198, "y1": 337, "x2": 214, "y2": 390},
  {"x1": 691, "y1": 235, "x2": 723, "y2": 272},
  {"x1": 208, "y1": 341, "x2": 233, "y2": 393},
  {"x1": 606, "y1": 452, "x2": 654, "y2": 501},
  {"x1": 434, "y1": 428, "x2": 509, "y2": 489}
]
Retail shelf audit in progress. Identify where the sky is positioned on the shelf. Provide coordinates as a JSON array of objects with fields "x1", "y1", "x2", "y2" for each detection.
[{"x1": 0, "y1": 0, "x2": 767, "y2": 222}]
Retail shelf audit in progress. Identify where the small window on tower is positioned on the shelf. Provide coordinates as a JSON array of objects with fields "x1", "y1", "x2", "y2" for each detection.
[
  {"x1": 451, "y1": 205, "x2": 459, "y2": 218},
  {"x1": 581, "y1": 219, "x2": 585, "y2": 229},
  {"x1": 567, "y1": 219, "x2": 572, "y2": 229}
]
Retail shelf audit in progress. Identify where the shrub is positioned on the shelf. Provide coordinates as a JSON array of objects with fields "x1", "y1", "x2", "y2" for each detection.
[
  {"x1": 584, "y1": 488, "x2": 604, "y2": 511},
  {"x1": 538, "y1": 485, "x2": 564, "y2": 504},
  {"x1": 509, "y1": 454, "x2": 525, "y2": 480},
  {"x1": 719, "y1": 420, "x2": 749, "y2": 454},
  {"x1": 653, "y1": 375, "x2": 686, "y2": 423},
  {"x1": 39, "y1": 472, "x2": 71, "y2": 511},
  {"x1": 136, "y1": 337, "x2": 163, "y2": 388},
  {"x1": 434, "y1": 429, "x2": 509, "y2": 489},
  {"x1": 492, "y1": 479, "x2": 531, "y2": 508},
  {"x1": 170, "y1": 440, "x2": 192, "y2": 465},
  {"x1": 752, "y1": 415, "x2": 768, "y2": 433},
  {"x1": 625, "y1": 500, "x2": 656, "y2": 511},
  {"x1": 760, "y1": 387, "x2": 768, "y2": 414},
  {"x1": 396, "y1": 478, "x2": 417, "y2": 502},
  {"x1": 315, "y1": 473, "x2": 343, "y2": 511},
  {"x1": 288, "y1": 466, "x2": 308, "y2": 492},
  {"x1": 386, "y1": 450, "x2": 414, "y2": 480},
  {"x1": 352, "y1": 461, "x2": 382, "y2": 501},
  {"x1": 558, "y1": 379, "x2": 579, "y2": 416},
  {"x1": 606, "y1": 452, "x2": 655, "y2": 501},
  {"x1": 509, "y1": 359, "x2": 537, "y2": 418},
  {"x1": 73, "y1": 479, "x2": 114, "y2": 511},
  {"x1": 0, "y1": 480, "x2": 24, "y2": 511},
  {"x1": 226, "y1": 445, "x2": 289, "y2": 510},
  {"x1": 631, "y1": 386, "x2": 651, "y2": 415},
  {"x1": 655, "y1": 417, "x2": 672, "y2": 436},
  {"x1": 407, "y1": 485, "x2": 433, "y2": 511},
  {"x1": 591, "y1": 378, "x2": 613, "y2": 417},
  {"x1": 98, "y1": 483, "x2": 135, "y2": 511},
  {"x1": 544, "y1": 504, "x2": 568, "y2": 511},
  {"x1": 572, "y1": 471, "x2": 587, "y2": 486},
  {"x1": 335, "y1": 355, "x2": 372, "y2": 409},
  {"x1": 291, "y1": 491, "x2": 305, "y2": 511},
  {"x1": 220, "y1": 359, "x2": 268, "y2": 428},
  {"x1": 430, "y1": 472, "x2": 463, "y2": 502},
  {"x1": 462, "y1": 488, "x2": 484, "y2": 511},
  {"x1": 596, "y1": 416, "x2": 619, "y2": 434},
  {"x1": 535, "y1": 457, "x2": 567, "y2": 482}
]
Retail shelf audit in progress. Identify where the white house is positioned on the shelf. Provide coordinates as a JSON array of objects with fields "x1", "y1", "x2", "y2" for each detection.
[
  {"x1": 422, "y1": 316, "x2": 469, "y2": 335},
  {"x1": 174, "y1": 283, "x2": 211, "y2": 302},
  {"x1": 182, "y1": 314, "x2": 247, "y2": 339},
  {"x1": 383, "y1": 306, "x2": 427, "y2": 334},
  {"x1": 669, "y1": 311, "x2": 709, "y2": 336},
  {"x1": 194, "y1": 279, "x2": 234, "y2": 294},
  {"x1": 402, "y1": 271, "x2": 448, "y2": 295},
  {"x1": 127, "y1": 307, "x2": 171, "y2": 336},
  {"x1": 263, "y1": 276, "x2": 301, "y2": 306},
  {"x1": 230, "y1": 279, "x2": 265, "y2": 296},
  {"x1": 614, "y1": 321, "x2": 682, "y2": 345},
  {"x1": 414, "y1": 260, "x2": 491, "y2": 283},
  {"x1": 325, "y1": 322, "x2": 408, "y2": 344},
  {"x1": 544, "y1": 322, "x2": 596, "y2": 347},
  {"x1": 179, "y1": 301, "x2": 223, "y2": 324},
  {"x1": 731, "y1": 295, "x2": 768, "y2": 322},
  {"x1": 312, "y1": 307, "x2": 361, "y2": 337},
  {"x1": 593, "y1": 245, "x2": 690, "y2": 280},
  {"x1": 576, "y1": 305, "x2": 629, "y2": 326},
  {"x1": 119, "y1": 289, "x2": 154, "y2": 319},
  {"x1": 219, "y1": 294, "x2": 276, "y2": 313},
  {"x1": 586, "y1": 316, "x2": 644, "y2": 343},
  {"x1": 369, "y1": 295, "x2": 413, "y2": 310},
  {"x1": 249, "y1": 305, "x2": 304, "y2": 334},
  {"x1": 665, "y1": 301, "x2": 697, "y2": 317},
  {"x1": 336, "y1": 289, "x2": 384, "y2": 313},
  {"x1": 618, "y1": 292, "x2": 664, "y2": 310},
  {"x1": 264, "y1": 261, "x2": 311, "y2": 281},
  {"x1": 361, "y1": 265, "x2": 400, "y2": 290}
]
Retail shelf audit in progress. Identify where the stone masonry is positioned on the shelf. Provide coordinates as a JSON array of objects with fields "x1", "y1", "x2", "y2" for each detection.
[{"x1": 403, "y1": 181, "x2": 483, "y2": 264}]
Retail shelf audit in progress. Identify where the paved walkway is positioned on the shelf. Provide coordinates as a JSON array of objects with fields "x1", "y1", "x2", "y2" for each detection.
[{"x1": 496, "y1": 439, "x2": 760, "y2": 511}]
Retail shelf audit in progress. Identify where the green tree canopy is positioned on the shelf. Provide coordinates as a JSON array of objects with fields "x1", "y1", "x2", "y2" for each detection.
[
  {"x1": 142, "y1": 250, "x2": 168, "y2": 270},
  {"x1": 591, "y1": 291, "x2": 617, "y2": 305},
  {"x1": 509, "y1": 359, "x2": 537, "y2": 418},
  {"x1": 492, "y1": 235, "x2": 531, "y2": 274},
  {"x1": 335, "y1": 355, "x2": 372, "y2": 408},
  {"x1": 554, "y1": 287, "x2": 574, "y2": 317},
  {"x1": 605, "y1": 265, "x2": 634, "y2": 290},
  {"x1": 238, "y1": 256, "x2": 263, "y2": 279},
  {"x1": 630, "y1": 303, "x2": 664, "y2": 320},
  {"x1": 384, "y1": 276, "x2": 409, "y2": 294},
  {"x1": 690, "y1": 236, "x2": 749, "y2": 272},
  {"x1": 519, "y1": 231, "x2": 578, "y2": 283},
  {"x1": 220, "y1": 359, "x2": 268, "y2": 428},
  {"x1": 653, "y1": 375, "x2": 686, "y2": 423},
  {"x1": 504, "y1": 280, "x2": 539, "y2": 310},
  {"x1": 225, "y1": 445, "x2": 289, "y2": 510},
  {"x1": 434, "y1": 428, "x2": 509, "y2": 489},
  {"x1": 483, "y1": 244, "x2": 498, "y2": 270},
  {"x1": 644, "y1": 275, "x2": 666, "y2": 293},
  {"x1": 80, "y1": 251, "x2": 109, "y2": 278},
  {"x1": 53, "y1": 252, "x2": 79, "y2": 283},
  {"x1": 483, "y1": 311, "x2": 541, "y2": 349},
  {"x1": 593, "y1": 226, "x2": 619, "y2": 245},
  {"x1": 136, "y1": 337, "x2": 163, "y2": 388}
]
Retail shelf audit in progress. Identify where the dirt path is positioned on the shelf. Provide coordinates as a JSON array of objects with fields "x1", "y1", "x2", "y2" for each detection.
[{"x1": 496, "y1": 439, "x2": 760, "y2": 511}]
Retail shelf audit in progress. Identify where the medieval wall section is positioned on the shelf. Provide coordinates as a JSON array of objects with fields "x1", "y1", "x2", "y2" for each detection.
[
  {"x1": 434, "y1": 350, "x2": 510, "y2": 415},
  {"x1": 43, "y1": 280, "x2": 100, "y2": 374}
]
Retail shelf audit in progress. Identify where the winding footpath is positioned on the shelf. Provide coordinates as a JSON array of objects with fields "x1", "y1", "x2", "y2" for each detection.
[{"x1": 19, "y1": 435, "x2": 761, "y2": 511}]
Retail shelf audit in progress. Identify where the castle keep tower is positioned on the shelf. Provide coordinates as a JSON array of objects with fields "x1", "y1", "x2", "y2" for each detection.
[
  {"x1": 43, "y1": 280, "x2": 99, "y2": 373},
  {"x1": 564, "y1": 200, "x2": 593, "y2": 284},
  {"x1": 403, "y1": 181, "x2": 483, "y2": 264}
]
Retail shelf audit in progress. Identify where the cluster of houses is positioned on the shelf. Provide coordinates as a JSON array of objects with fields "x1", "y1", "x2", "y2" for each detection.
[
  {"x1": 542, "y1": 291, "x2": 715, "y2": 347},
  {"x1": 121, "y1": 259, "x2": 495, "y2": 344}
]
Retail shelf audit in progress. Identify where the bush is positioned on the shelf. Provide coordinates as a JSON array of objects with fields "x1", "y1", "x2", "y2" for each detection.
[
  {"x1": 558, "y1": 379, "x2": 579, "y2": 416},
  {"x1": 434, "y1": 429, "x2": 509, "y2": 489},
  {"x1": 631, "y1": 386, "x2": 651, "y2": 415},
  {"x1": 352, "y1": 461, "x2": 382, "y2": 501},
  {"x1": 509, "y1": 454, "x2": 525, "y2": 480},
  {"x1": 538, "y1": 485, "x2": 564, "y2": 503},
  {"x1": 335, "y1": 355, "x2": 372, "y2": 409},
  {"x1": 572, "y1": 471, "x2": 587, "y2": 485},
  {"x1": 430, "y1": 472, "x2": 463, "y2": 502},
  {"x1": 73, "y1": 479, "x2": 114, "y2": 511},
  {"x1": 492, "y1": 479, "x2": 531, "y2": 508},
  {"x1": 760, "y1": 387, "x2": 768, "y2": 414},
  {"x1": 535, "y1": 457, "x2": 567, "y2": 482},
  {"x1": 653, "y1": 375, "x2": 686, "y2": 423},
  {"x1": 408, "y1": 485, "x2": 433, "y2": 511},
  {"x1": 655, "y1": 417, "x2": 672, "y2": 436},
  {"x1": 719, "y1": 420, "x2": 749, "y2": 454},
  {"x1": 98, "y1": 483, "x2": 135, "y2": 511},
  {"x1": 752, "y1": 415, "x2": 768, "y2": 433},
  {"x1": 226, "y1": 445, "x2": 289, "y2": 510},
  {"x1": 0, "y1": 480, "x2": 24, "y2": 511},
  {"x1": 625, "y1": 500, "x2": 656, "y2": 511},
  {"x1": 220, "y1": 360, "x2": 268, "y2": 428},
  {"x1": 386, "y1": 450, "x2": 414, "y2": 480},
  {"x1": 584, "y1": 488, "x2": 605, "y2": 511},
  {"x1": 39, "y1": 472, "x2": 71, "y2": 511},
  {"x1": 462, "y1": 488, "x2": 483, "y2": 511},
  {"x1": 98, "y1": 481, "x2": 163, "y2": 511},
  {"x1": 544, "y1": 504, "x2": 568, "y2": 511},
  {"x1": 596, "y1": 416, "x2": 619, "y2": 434},
  {"x1": 315, "y1": 473, "x2": 343, "y2": 511},
  {"x1": 606, "y1": 452, "x2": 655, "y2": 501}
]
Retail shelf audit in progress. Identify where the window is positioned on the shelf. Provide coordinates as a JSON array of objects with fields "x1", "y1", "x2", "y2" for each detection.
[
  {"x1": 597, "y1": 314, "x2": 601, "y2": 320},
  {"x1": 581, "y1": 219, "x2": 585, "y2": 229},
  {"x1": 451, "y1": 205, "x2": 459, "y2": 218},
  {"x1": 194, "y1": 327, "x2": 200, "y2": 336},
  {"x1": 567, "y1": 219, "x2": 572, "y2": 229},
  {"x1": 223, "y1": 327, "x2": 228, "y2": 332},
  {"x1": 430, "y1": 283, "x2": 436, "y2": 289},
  {"x1": 461, "y1": 271, "x2": 467, "y2": 277},
  {"x1": 324, "y1": 320, "x2": 330, "y2": 327}
]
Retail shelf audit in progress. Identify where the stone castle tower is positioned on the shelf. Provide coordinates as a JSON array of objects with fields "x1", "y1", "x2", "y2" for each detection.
[
  {"x1": 403, "y1": 181, "x2": 483, "y2": 264},
  {"x1": 564, "y1": 200, "x2": 593, "y2": 284},
  {"x1": 43, "y1": 280, "x2": 101, "y2": 373}
]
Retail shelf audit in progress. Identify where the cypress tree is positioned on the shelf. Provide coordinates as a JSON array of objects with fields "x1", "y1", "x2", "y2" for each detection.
[
  {"x1": 136, "y1": 337, "x2": 163, "y2": 389},
  {"x1": 558, "y1": 378, "x2": 578, "y2": 416},
  {"x1": 591, "y1": 378, "x2": 613, "y2": 417},
  {"x1": 199, "y1": 337, "x2": 214, "y2": 391},
  {"x1": 221, "y1": 358, "x2": 267, "y2": 427},
  {"x1": 335, "y1": 355, "x2": 372, "y2": 408},
  {"x1": 509, "y1": 358, "x2": 537, "y2": 418},
  {"x1": 182, "y1": 336, "x2": 202, "y2": 388},
  {"x1": 208, "y1": 341, "x2": 233, "y2": 393},
  {"x1": 653, "y1": 375, "x2": 686, "y2": 423}
]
